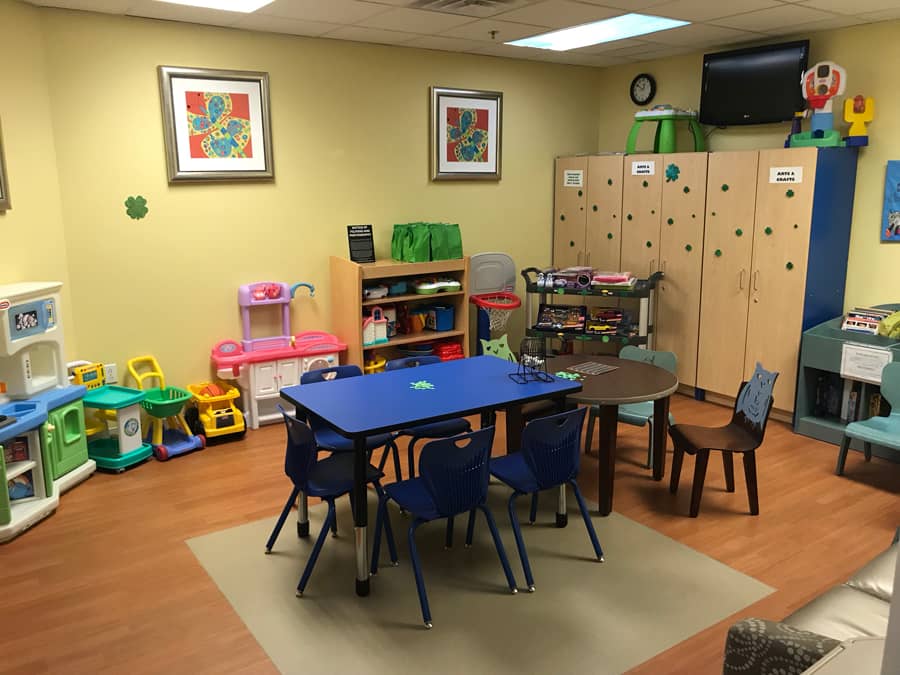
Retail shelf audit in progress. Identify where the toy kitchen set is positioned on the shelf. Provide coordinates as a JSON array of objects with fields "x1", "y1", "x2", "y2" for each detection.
[
  {"x1": 211, "y1": 281, "x2": 347, "y2": 429},
  {"x1": 0, "y1": 282, "x2": 94, "y2": 543}
]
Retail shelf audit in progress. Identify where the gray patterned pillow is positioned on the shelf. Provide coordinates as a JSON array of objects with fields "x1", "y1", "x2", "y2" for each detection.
[{"x1": 723, "y1": 618, "x2": 840, "y2": 675}]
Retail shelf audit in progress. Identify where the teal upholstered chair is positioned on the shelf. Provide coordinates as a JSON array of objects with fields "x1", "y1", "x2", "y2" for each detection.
[
  {"x1": 584, "y1": 346, "x2": 677, "y2": 468},
  {"x1": 836, "y1": 362, "x2": 900, "y2": 475}
]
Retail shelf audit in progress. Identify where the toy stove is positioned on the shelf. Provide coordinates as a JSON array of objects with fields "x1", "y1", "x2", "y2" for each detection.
[{"x1": 0, "y1": 282, "x2": 68, "y2": 399}]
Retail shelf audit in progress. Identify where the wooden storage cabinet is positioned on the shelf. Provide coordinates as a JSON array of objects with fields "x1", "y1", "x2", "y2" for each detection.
[
  {"x1": 620, "y1": 154, "x2": 663, "y2": 278},
  {"x1": 330, "y1": 257, "x2": 470, "y2": 369},
  {"x1": 656, "y1": 153, "x2": 708, "y2": 387},
  {"x1": 697, "y1": 151, "x2": 759, "y2": 396},
  {"x1": 553, "y1": 155, "x2": 623, "y2": 271}
]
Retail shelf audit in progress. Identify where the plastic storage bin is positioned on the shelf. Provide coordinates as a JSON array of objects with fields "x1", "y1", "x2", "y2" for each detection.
[{"x1": 426, "y1": 305, "x2": 454, "y2": 332}]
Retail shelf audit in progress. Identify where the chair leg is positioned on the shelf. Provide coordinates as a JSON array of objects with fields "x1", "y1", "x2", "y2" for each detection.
[
  {"x1": 297, "y1": 499, "x2": 336, "y2": 596},
  {"x1": 836, "y1": 435, "x2": 852, "y2": 475},
  {"x1": 585, "y1": 406, "x2": 598, "y2": 454},
  {"x1": 265, "y1": 487, "x2": 300, "y2": 553},
  {"x1": 465, "y1": 509, "x2": 476, "y2": 547},
  {"x1": 479, "y1": 504, "x2": 518, "y2": 594},
  {"x1": 670, "y1": 443, "x2": 685, "y2": 494},
  {"x1": 372, "y1": 481, "x2": 398, "y2": 571},
  {"x1": 722, "y1": 451, "x2": 735, "y2": 492},
  {"x1": 297, "y1": 491, "x2": 309, "y2": 538},
  {"x1": 689, "y1": 449, "x2": 710, "y2": 517},
  {"x1": 646, "y1": 420, "x2": 654, "y2": 469},
  {"x1": 407, "y1": 437, "x2": 419, "y2": 480},
  {"x1": 529, "y1": 492, "x2": 539, "y2": 524},
  {"x1": 507, "y1": 491, "x2": 535, "y2": 591},
  {"x1": 407, "y1": 519, "x2": 432, "y2": 628},
  {"x1": 743, "y1": 450, "x2": 759, "y2": 516},
  {"x1": 445, "y1": 516, "x2": 454, "y2": 549},
  {"x1": 571, "y1": 480, "x2": 604, "y2": 561},
  {"x1": 864, "y1": 442, "x2": 872, "y2": 462}
]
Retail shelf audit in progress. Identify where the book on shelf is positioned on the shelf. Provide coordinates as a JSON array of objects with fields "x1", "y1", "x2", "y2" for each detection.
[
  {"x1": 841, "y1": 307, "x2": 892, "y2": 334},
  {"x1": 840, "y1": 379, "x2": 863, "y2": 422}
]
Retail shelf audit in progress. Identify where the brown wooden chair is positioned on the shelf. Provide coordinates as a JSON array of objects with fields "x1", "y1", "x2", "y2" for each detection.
[{"x1": 669, "y1": 364, "x2": 779, "y2": 517}]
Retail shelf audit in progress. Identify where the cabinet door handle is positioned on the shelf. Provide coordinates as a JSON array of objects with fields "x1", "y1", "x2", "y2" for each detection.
[
  {"x1": 577, "y1": 250, "x2": 582, "y2": 266},
  {"x1": 661, "y1": 260, "x2": 667, "y2": 274},
  {"x1": 650, "y1": 259, "x2": 657, "y2": 276},
  {"x1": 739, "y1": 268, "x2": 745, "y2": 290},
  {"x1": 753, "y1": 270, "x2": 759, "y2": 291},
  {"x1": 585, "y1": 251, "x2": 591, "y2": 267}
]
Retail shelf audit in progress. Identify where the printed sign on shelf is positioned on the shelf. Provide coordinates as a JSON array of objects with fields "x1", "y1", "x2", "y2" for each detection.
[
  {"x1": 563, "y1": 170, "x2": 584, "y2": 187},
  {"x1": 840, "y1": 342, "x2": 893, "y2": 384},
  {"x1": 769, "y1": 166, "x2": 803, "y2": 184},
  {"x1": 347, "y1": 224, "x2": 375, "y2": 263},
  {"x1": 631, "y1": 161, "x2": 655, "y2": 176}
]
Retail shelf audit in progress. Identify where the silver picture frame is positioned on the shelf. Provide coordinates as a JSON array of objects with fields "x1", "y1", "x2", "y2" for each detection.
[
  {"x1": 0, "y1": 120, "x2": 10, "y2": 211},
  {"x1": 431, "y1": 86, "x2": 502, "y2": 181},
  {"x1": 158, "y1": 65, "x2": 274, "y2": 183}
]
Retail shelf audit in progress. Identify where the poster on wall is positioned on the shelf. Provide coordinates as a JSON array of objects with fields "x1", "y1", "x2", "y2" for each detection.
[
  {"x1": 0, "y1": 119, "x2": 10, "y2": 211},
  {"x1": 430, "y1": 86, "x2": 502, "y2": 181},
  {"x1": 157, "y1": 66, "x2": 274, "y2": 183},
  {"x1": 881, "y1": 160, "x2": 900, "y2": 242}
]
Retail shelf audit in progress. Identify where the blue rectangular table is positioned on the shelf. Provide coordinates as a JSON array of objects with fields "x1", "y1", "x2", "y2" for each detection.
[{"x1": 280, "y1": 355, "x2": 582, "y2": 596}]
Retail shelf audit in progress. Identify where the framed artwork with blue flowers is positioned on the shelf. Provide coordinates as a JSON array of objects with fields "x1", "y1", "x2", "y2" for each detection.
[
  {"x1": 158, "y1": 66, "x2": 273, "y2": 183},
  {"x1": 431, "y1": 86, "x2": 502, "y2": 181}
]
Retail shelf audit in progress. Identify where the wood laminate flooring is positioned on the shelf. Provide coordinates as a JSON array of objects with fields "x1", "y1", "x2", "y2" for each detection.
[{"x1": 1, "y1": 394, "x2": 897, "y2": 674}]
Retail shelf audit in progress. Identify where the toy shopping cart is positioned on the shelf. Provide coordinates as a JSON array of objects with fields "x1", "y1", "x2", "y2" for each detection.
[{"x1": 127, "y1": 355, "x2": 205, "y2": 461}]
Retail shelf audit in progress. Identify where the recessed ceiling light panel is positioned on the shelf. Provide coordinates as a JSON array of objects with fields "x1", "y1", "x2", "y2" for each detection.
[
  {"x1": 506, "y1": 13, "x2": 689, "y2": 52},
  {"x1": 152, "y1": 0, "x2": 275, "y2": 12}
]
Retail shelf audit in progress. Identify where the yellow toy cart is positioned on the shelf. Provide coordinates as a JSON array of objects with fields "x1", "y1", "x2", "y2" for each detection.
[
  {"x1": 185, "y1": 381, "x2": 246, "y2": 440},
  {"x1": 126, "y1": 355, "x2": 205, "y2": 461}
]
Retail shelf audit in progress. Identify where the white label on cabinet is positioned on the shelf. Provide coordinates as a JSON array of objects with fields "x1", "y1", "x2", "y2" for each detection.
[
  {"x1": 632, "y1": 161, "x2": 655, "y2": 176},
  {"x1": 840, "y1": 343, "x2": 893, "y2": 384},
  {"x1": 563, "y1": 170, "x2": 584, "y2": 187},
  {"x1": 769, "y1": 166, "x2": 803, "y2": 183}
]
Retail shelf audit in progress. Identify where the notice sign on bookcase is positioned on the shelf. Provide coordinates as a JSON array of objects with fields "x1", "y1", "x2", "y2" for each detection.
[{"x1": 840, "y1": 343, "x2": 893, "y2": 384}]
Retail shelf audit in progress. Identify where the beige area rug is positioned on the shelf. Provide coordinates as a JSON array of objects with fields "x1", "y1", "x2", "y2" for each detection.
[{"x1": 188, "y1": 491, "x2": 772, "y2": 675}]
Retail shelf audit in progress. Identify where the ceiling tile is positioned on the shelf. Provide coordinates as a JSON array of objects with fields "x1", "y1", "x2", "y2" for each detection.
[
  {"x1": 373, "y1": 0, "x2": 540, "y2": 19},
  {"x1": 713, "y1": 4, "x2": 837, "y2": 32},
  {"x1": 797, "y1": 0, "x2": 900, "y2": 15},
  {"x1": 321, "y1": 24, "x2": 422, "y2": 45},
  {"x1": 361, "y1": 6, "x2": 477, "y2": 31},
  {"x1": 650, "y1": 0, "x2": 782, "y2": 22},
  {"x1": 576, "y1": 0, "x2": 671, "y2": 9},
  {"x1": 232, "y1": 14, "x2": 343, "y2": 36},
  {"x1": 784, "y1": 14, "x2": 867, "y2": 32},
  {"x1": 126, "y1": 0, "x2": 241, "y2": 27},
  {"x1": 493, "y1": 0, "x2": 621, "y2": 29},
  {"x1": 28, "y1": 0, "x2": 128, "y2": 12},
  {"x1": 571, "y1": 37, "x2": 649, "y2": 55},
  {"x1": 439, "y1": 18, "x2": 548, "y2": 41},
  {"x1": 642, "y1": 22, "x2": 762, "y2": 46},
  {"x1": 259, "y1": 0, "x2": 390, "y2": 24},
  {"x1": 859, "y1": 7, "x2": 900, "y2": 20},
  {"x1": 403, "y1": 34, "x2": 491, "y2": 52}
]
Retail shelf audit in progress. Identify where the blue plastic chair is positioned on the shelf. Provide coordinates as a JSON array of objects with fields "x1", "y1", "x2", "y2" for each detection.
[
  {"x1": 384, "y1": 356, "x2": 472, "y2": 479},
  {"x1": 585, "y1": 346, "x2": 677, "y2": 468},
  {"x1": 370, "y1": 427, "x2": 518, "y2": 628},
  {"x1": 264, "y1": 407, "x2": 397, "y2": 597},
  {"x1": 836, "y1": 362, "x2": 900, "y2": 475},
  {"x1": 490, "y1": 407, "x2": 603, "y2": 592}
]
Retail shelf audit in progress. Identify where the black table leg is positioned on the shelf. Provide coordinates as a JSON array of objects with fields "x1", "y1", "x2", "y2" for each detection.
[
  {"x1": 652, "y1": 396, "x2": 669, "y2": 482},
  {"x1": 505, "y1": 404, "x2": 523, "y2": 453},
  {"x1": 353, "y1": 435, "x2": 369, "y2": 597},
  {"x1": 597, "y1": 404, "x2": 618, "y2": 517}
]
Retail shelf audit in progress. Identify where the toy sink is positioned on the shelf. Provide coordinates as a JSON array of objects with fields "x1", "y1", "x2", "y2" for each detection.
[{"x1": 0, "y1": 401, "x2": 40, "y2": 418}]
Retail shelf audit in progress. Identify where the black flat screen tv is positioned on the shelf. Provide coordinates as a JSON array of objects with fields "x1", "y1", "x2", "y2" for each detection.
[{"x1": 699, "y1": 40, "x2": 809, "y2": 126}]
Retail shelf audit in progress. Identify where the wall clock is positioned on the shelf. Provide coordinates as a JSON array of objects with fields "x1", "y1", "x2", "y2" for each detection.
[{"x1": 630, "y1": 73, "x2": 656, "y2": 106}]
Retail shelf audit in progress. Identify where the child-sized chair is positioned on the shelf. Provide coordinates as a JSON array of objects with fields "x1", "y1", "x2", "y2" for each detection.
[
  {"x1": 669, "y1": 363, "x2": 778, "y2": 517},
  {"x1": 384, "y1": 356, "x2": 471, "y2": 479},
  {"x1": 264, "y1": 406, "x2": 397, "y2": 597},
  {"x1": 836, "y1": 362, "x2": 900, "y2": 475},
  {"x1": 585, "y1": 346, "x2": 676, "y2": 468},
  {"x1": 490, "y1": 408, "x2": 603, "y2": 592},
  {"x1": 370, "y1": 427, "x2": 518, "y2": 629}
]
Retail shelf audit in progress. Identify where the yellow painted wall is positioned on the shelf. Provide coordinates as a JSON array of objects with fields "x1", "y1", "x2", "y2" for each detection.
[
  {"x1": 595, "y1": 20, "x2": 900, "y2": 311},
  {"x1": 0, "y1": 0, "x2": 76, "y2": 356},
  {"x1": 31, "y1": 8, "x2": 599, "y2": 386}
]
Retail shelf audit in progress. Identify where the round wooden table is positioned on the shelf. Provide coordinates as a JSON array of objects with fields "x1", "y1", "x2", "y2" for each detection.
[{"x1": 548, "y1": 354, "x2": 679, "y2": 516}]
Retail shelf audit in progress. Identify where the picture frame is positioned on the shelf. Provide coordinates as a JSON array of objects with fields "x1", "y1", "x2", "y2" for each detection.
[
  {"x1": 0, "y1": 120, "x2": 10, "y2": 211},
  {"x1": 157, "y1": 65, "x2": 274, "y2": 183},
  {"x1": 430, "y1": 86, "x2": 502, "y2": 181}
]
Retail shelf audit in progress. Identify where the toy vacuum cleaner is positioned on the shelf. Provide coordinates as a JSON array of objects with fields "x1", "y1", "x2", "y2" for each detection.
[{"x1": 127, "y1": 355, "x2": 205, "y2": 460}]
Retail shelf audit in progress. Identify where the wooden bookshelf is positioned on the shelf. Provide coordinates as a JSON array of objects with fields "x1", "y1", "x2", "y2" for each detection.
[{"x1": 330, "y1": 256, "x2": 470, "y2": 369}]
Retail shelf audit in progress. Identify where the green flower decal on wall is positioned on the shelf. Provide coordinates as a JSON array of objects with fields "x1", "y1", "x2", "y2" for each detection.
[
  {"x1": 607, "y1": 178, "x2": 613, "y2": 186},
  {"x1": 685, "y1": 244, "x2": 693, "y2": 252},
  {"x1": 715, "y1": 249, "x2": 722, "y2": 257},
  {"x1": 642, "y1": 180, "x2": 649, "y2": 188},
  {"x1": 645, "y1": 241, "x2": 652, "y2": 248},
  {"x1": 735, "y1": 228, "x2": 743, "y2": 237},
  {"x1": 683, "y1": 186, "x2": 690, "y2": 193},
  {"x1": 560, "y1": 214, "x2": 565, "y2": 221},
  {"x1": 794, "y1": 223, "x2": 799, "y2": 229},
  {"x1": 765, "y1": 226, "x2": 773, "y2": 235},
  {"x1": 410, "y1": 380, "x2": 435, "y2": 390},
  {"x1": 665, "y1": 163, "x2": 680, "y2": 182},
  {"x1": 592, "y1": 205, "x2": 598, "y2": 212},
  {"x1": 786, "y1": 262, "x2": 794, "y2": 271},
  {"x1": 125, "y1": 195, "x2": 148, "y2": 220},
  {"x1": 607, "y1": 232, "x2": 614, "y2": 240},
  {"x1": 786, "y1": 189, "x2": 795, "y2": 198},
  {"x1": 721, "y1": 184, "x2": 729, "y2": 192},
  {"x1": 667, "y1": 217, "x2": 674, "y2": 225},
  {"x1": 626, "y1": 213, "x2": 633, "y2": 221}
]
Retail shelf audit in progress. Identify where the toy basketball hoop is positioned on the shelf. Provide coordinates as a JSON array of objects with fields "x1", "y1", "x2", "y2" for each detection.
[{"x1": 470, "y1": 292, "x2": 521, "y2": 334}]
